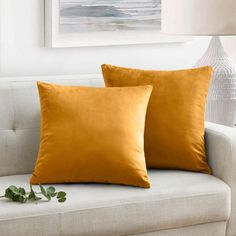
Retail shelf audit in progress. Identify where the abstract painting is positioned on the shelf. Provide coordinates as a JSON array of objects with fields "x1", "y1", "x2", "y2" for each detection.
[
  {"x1": 59, "y1": 0, "x2": 161, "y2": 33},
  {"x1": 45, "y1": 0, "x2": 189, "y2": 47}
]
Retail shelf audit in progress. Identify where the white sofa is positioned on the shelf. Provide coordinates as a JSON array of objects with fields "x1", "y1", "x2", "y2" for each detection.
[{"x1": 0, "y1": 74, "x2": 236, "y2": 236}]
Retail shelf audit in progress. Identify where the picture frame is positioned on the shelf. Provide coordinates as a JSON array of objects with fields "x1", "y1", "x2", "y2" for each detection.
[{"x1": 45, "y1": 0, "x2": 192, "y2": 48}]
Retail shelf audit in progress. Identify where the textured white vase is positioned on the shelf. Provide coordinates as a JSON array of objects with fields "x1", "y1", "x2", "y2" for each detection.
[{"x1": 195, "y1": 36, "x2": 236, "y2": 127}]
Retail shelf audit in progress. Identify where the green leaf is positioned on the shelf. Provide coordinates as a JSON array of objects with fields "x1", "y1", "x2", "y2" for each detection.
[
  {"x1": 18, "y1": 187, "x2": 26, "y2": 195},
  {"x1": 18, "y1": 195, "x2": 27, "y2": 203},
  {"x1": 56, "y1": 191, "x2": 66, "y2": 203},
  {"x1": 28, "y1": 185, "x2": 41, "y2": 201},
  {"x1": 5, "y1": 188, "x2": 14, "y2": 200},
  {"x1": 9, "y1": 185, "x2": 18, "y2": 192},
  {"x1": 4, "y1": 185, "x2": 27, "y2": 203},
  {"x1": 58, "y1": 197, "x2": 66, "y2": 203},
  {"x1": 46, "y1": 186, "x2": 56, "y2": 197},
  {"x1": 57, "y1": 191, "x2": 66, "y2": 199},
  {"x1": 39, "y1": 184, "x2": 46, "y2": 195},
  {"x1": 51, "y1": 192, "x2": 57, "y2": 197},
  {"x1": 28, "y1": 191, "x2": 36, "y2": 200},
  {"x1": 1, "y1": 184, "x2": 67, "y2": 204},
  {"x1": 39, "y1": 184, "x2": 51, "y2": 201},
  {"x1": 28, "y1": 185, "x2": 34, "y2": 200},
  {"x1": 5, "y1": 185, "x2": 18, "y2": 199}
]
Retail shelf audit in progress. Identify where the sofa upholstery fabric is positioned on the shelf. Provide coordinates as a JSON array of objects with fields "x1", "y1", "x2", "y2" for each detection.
[
  {"x1": 0, "y1": 171, "x2": 230, "y2": 236},
  {"x1": 205, "y1": 122, "x2": 236, "y2": 236},
  {"x1": 0, "y1": 75, "x2": 236, "y2": 236},
  {"x1": 129, "y1": 222, "x2": 227, "y2": 236}
]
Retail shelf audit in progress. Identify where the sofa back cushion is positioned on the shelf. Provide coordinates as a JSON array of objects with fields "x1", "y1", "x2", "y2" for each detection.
[{"x1": 0, "y1": 74, "x2": 103, "y2": 176}]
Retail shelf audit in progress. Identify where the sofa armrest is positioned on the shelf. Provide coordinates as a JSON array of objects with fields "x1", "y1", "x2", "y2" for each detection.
[{"x1": 205, "y1": 122, "x2": 236, "y2": 236}]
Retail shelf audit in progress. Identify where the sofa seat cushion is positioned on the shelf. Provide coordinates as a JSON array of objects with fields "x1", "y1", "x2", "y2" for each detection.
[{"x1": 0, "y1": 170, "x2": 230, "y2": 236}]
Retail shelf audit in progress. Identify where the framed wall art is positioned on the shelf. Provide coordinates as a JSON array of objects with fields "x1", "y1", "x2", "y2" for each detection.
[{"x1": 45, "y1": 0, "x2": 191, "y2": 47}]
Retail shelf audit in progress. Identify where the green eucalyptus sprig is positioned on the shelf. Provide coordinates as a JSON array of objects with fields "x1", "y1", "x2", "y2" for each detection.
[{"x1": 0, "y1": 184, "x2": 67, "y2": 203}]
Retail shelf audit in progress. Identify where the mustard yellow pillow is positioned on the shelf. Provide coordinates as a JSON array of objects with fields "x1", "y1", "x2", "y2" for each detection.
[
  {"x1": 102, "y1": 64, "x2": 212, "y2": 174},
  {"x1": 30, "y1": 82, "x2": 152, "y2": 188}
]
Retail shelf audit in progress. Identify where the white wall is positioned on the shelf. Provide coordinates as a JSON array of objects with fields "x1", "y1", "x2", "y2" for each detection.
[{"x1": 0, "y1": 0, "x2": 235, "y2": 77}]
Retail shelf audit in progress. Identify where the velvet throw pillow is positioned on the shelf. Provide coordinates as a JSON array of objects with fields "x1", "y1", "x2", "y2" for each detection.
[
  {"x1": 30, "y1": 82, "x2": 152, "y2": 188},
  {"x1": 102, "y1": 64, "x2": 212, "y2": 174}
]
